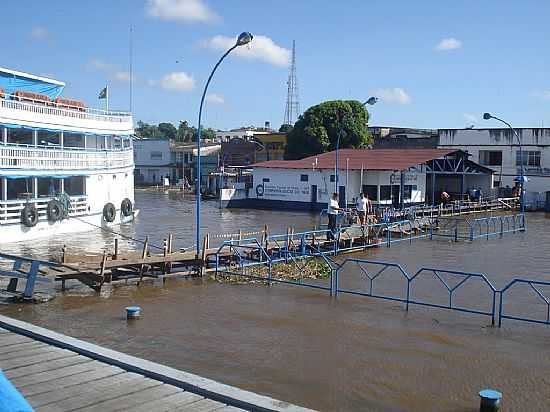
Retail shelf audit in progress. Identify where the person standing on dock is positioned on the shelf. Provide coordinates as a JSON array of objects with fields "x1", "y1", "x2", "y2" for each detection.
[
  {"x1": 327, "y1": 193, "x2": 341, "y2": 240},
  {"x1": 356, "y1": 193, "x2": 369, "y2": 226}
]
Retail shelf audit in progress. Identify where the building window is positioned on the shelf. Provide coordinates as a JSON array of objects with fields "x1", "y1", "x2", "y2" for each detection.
[
  {"x1": 362, "y1": 185, "x2": 378, "y2": 201},
  {"x1": 479, "y1": 150, "x2": 502, "y2": 166},
  {"x1": 151, "y1": 151, "x2": 163, "y2": 160},
  {"x1": 262, "y1": 178, "x2": 270, "y2": 183},
  {"x1": 516, "y1": 151, "x2": 541, "y2": 167},
  {"x1": 380, "y1": 185, "x2": 391, "y2": 201},
  {"x1": 300, "y1": 174, "x2": 309, "y2": 182},
  {"x1": 330, "y1": 174, "x2": 335, "y2": 182}
]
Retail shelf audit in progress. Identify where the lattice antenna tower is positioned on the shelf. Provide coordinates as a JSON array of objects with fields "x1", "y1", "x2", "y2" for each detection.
[{"x1": 283, "y1": 40, "x2": 301, "y2": 125}]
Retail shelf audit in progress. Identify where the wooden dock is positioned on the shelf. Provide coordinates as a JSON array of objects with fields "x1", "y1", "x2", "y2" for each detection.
[{"x1": 0, "y1": 315, "x2": 314, "y2": 412}]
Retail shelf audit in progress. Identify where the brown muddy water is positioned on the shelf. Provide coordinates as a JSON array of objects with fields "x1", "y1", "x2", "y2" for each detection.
[{"x1": 2, "y1": 191, "x2": 550, "y2": 411}]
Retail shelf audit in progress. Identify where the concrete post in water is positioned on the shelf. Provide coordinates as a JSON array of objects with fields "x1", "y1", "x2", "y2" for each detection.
[
  {"x1": 125, "y1": 306, "x2": 141, "y2": 320},
  {"x1": 479, "y1": 389, "x2": 502, "y2": 412}
]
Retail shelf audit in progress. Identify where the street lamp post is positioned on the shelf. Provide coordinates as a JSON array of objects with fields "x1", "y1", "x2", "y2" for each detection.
[
  {"x1": 483, "y1": 112, "x2": 525, "y2": 213},
  {"x1": 335, "y1": 97, "x2": 378, "y2": 197},
  {"x1": 195, "y1": 32, "x2": 253, "y2": 256}
]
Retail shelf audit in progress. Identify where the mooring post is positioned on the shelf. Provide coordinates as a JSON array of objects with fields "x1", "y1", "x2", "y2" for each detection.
[
  {"x1": 114, "y1": 238, "x2": 119, "y2": 260},
  {"x1": 62, "y1": 244, "x2": 67, "y2": 264},
  {"x1": 479, "y1": 389, "x2": 502, "y2": 412}
]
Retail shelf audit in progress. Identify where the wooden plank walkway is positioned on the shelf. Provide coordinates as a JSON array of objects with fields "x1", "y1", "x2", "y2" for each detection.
[{"x1": 0, "y1": 316, "x2": 314, "y2": 412}]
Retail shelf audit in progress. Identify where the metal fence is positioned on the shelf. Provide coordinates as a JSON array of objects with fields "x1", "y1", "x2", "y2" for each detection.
[{"x1": 430, "y1": 214, "x2": 525, "y2": 241}]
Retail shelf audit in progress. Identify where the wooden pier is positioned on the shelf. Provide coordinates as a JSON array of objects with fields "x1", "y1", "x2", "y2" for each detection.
[{"x1": 0, "y1": 315, "x2": 313, "y2": 412}]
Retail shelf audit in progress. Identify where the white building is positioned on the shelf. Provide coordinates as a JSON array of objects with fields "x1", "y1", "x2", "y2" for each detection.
[
  {"x1": 133, "y1": 139, "x2": 173, "y2": 185},
  {"x1": 439, "y1": 128, "x2": 550, "y2": 205},
  {"x1": 221, "y1": 149, "x2": 493, "y2": 210},
  {"x1": 215, "y1": 125, "x2": 272, "y2": 143}
]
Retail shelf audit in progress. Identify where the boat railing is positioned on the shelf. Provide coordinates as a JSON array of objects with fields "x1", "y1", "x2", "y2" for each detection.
[
  {"x1": 0, "y1": 195, "x2": 88, "y2": 225},
  {"x1": 0, "y1": 145, "x2": 134, "y2": 170},
  {"x1": 0, "y1": 92, "x2": 131, "y2": 123}
]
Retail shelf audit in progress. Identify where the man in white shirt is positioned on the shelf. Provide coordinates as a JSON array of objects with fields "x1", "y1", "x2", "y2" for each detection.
[
  {"x1": 327, "y1": 193, "x2": 340, "y2": 240},
  {"x1": 356, "y1": 193, "x2": 368, "y2": 225}
]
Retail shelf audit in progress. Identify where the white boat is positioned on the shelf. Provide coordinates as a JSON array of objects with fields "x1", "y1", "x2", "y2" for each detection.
[{"x1": 0, "y1": 67, "x2": 136, "y2": 243}]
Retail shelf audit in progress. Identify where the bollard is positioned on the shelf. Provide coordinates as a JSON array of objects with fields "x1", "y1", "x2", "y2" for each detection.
[
  {"x1": 479, "y1": 389, "x2": 502, "y2": 412},
  {"x1": 125, "y1": 306, "x2": 141, "y2": 320}
]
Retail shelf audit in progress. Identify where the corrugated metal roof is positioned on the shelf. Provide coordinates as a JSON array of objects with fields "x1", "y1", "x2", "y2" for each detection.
[{"x1": 252, "y1": 148, "x2": 460, "y2": 171}]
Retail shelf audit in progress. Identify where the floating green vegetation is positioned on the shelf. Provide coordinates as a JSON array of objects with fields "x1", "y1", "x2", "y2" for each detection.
[{"x1": 212, "y1": 258, "x2": 331, "y2": 285}]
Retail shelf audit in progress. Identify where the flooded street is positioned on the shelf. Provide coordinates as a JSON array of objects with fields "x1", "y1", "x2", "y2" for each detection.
[{"x1": 2, "y1": 191, "x2": 550, "y2": 411}]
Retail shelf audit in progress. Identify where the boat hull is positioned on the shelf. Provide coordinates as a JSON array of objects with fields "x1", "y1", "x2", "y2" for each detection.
[{"x1": 0, "y1": 210, "x2": 139, "y2": 244}]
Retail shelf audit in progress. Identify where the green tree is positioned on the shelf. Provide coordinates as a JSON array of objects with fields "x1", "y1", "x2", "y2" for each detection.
[
  {"x1": 158, "y1": 122, "x2": 177, "y2": 140},
  {"x1": 135, "y1": 121, "x2": 160, "y2": 139},
  {"x1": 200, "y1": 127, "x2": 217, "y2": 141},
  {"x1": 176, "y1": 121, "x2": 195, "y2": 142},
  {"x1": 279, "y1": 123, "x2": 293, "y2": 133},
  {"x1": 284, "y1": 100, "x2": 371, "y2": 160}
]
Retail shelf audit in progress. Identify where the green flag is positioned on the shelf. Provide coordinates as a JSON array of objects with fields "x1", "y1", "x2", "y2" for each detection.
[{"x1": 98, "y1": 86, "x2": 108, "y2": 99}]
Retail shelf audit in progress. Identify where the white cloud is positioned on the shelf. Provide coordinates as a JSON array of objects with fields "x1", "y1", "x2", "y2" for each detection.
[
  {"x1": 532, "y1": 90, "x2": 550, "y2": 101},
  {"x1": 206, "y1": 93, "x2": 224, "y2": 104},
  {"x1": 463, "y1": 113, "x2": 478, "y2": 123},
  {"x1": 89, "y1": 59, "x2": 117, "y2": 72},
  {"x1": 160, "y1": 72, "x2": 195, "y2": 91},
  {"x1": 146, "y1": 0, "x2": 218, "y2": 23},
  {"x1": 371, "y1": 88, "x2": 411, "y2": 105},
  {"x1": 435, "y1": 37, "x2": 462, "y2": 51},
  {"x1": 30, "y1": 27, "x2": 49, "y2": 40},
  {"x1": 113, "y1": 71, "x2": 134, "y2": 82},
  {"x1": 202, "y1": 34, "x2": 290, "y2": 67}
]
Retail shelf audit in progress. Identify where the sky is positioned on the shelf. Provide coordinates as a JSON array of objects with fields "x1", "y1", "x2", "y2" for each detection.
[{"x1": 3, "y1": 0, "x2": 550, "y2": 130}]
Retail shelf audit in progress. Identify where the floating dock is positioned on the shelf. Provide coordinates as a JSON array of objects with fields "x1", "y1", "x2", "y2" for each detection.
[{"x1": 0, "y1": 315, "x2": 313, "y2": 412}]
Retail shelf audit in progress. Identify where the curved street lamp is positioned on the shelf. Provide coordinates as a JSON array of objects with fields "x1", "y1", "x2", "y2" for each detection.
[
  {"x1": 195, "y1": 32, "x2": 253, "y2": 256},
  {"x1": 335, "y1": 97, "x2": 378, "y2": 194},
  {"x1": 483, "y1": 112, "x2": 525, "y2": 213}
]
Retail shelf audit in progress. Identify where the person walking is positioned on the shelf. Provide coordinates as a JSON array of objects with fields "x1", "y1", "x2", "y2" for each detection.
[{"x1": 327, "y1": 193, "x2": 340, "y2": 240}]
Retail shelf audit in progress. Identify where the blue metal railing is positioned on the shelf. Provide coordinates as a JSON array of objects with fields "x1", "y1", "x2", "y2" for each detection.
[
  {"x1": 333, "y1": 259, "x2": 498, "y2": 325},
  {"x1": 408, "y1": 267, "x2": 497, "y2": 325},
  {"x1": 499, "y1": 278, "x2": 550, "y2": 327}
]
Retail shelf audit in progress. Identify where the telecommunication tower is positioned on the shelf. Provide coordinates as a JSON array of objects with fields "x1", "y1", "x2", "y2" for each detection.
[{"x1": 283, "y1": 40, "x2": 301, "y2": 125}]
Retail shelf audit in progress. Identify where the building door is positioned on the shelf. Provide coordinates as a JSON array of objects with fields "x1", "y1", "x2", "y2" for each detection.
[
  {"x1": 311, "y1": 185, "x2": 317, "y2": 209},
  {"x1": 339, "y1": 185, "x2": 346, "y2": 208},
  {"x1": 391, "y1": 185, "x2": 400, "y2": 208}
]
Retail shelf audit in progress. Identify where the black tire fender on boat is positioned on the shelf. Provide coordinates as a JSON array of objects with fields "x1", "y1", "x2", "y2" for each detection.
[
  {"x1": 21, "y1": 204, "x2": 38, "y2": 227},
  {"x1": 103, "y1": 203, "x2": 116, "y2": 223},
  {"x1": 46, "y1": 200, "x2": 63, "y2": 222},
  {"x1": 121, "y1": 198, "x2": 133, "y2": 217}
]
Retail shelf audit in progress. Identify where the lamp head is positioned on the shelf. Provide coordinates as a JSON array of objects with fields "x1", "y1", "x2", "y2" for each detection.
[
  {"x1": 236, "y1": 32, "x2": 253, "y2": 46},
  {"x1": 365, "y1": 97, "x2": 378, "y2": 106},
  {"x1": 483, "y1": 113, "x2": 493, "y2": 120}
]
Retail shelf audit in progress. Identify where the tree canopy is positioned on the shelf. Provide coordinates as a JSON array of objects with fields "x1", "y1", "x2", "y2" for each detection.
[
  {"x1": 135, "y1": 120, "x2": 217, "y2": 142},
  {"x1": 284, "y1": 100, "x2": 372, "y2": 160}
]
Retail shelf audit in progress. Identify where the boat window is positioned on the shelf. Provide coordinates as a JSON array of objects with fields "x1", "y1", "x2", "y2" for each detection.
[
  {"x1": 37, "y1": 178, "x2": 61, "y2": 197},
  {"x1": 64, "y1": 176, "x2": 85, "y2": 196},
  {"x1": 7, "y1": 178, "x2": 31, "y2": 200},
  {"x1": 7, "y1": 128, "x2": 33, "y2": 146},
  {"x1": 37, "y1": 130, "x2": 59, "y2": 147},
  {"x1": 64, "y1": 132, "x2": 85, "y2": 149}
]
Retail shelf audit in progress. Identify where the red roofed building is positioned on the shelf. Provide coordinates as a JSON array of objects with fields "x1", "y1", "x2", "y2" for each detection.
[{"x1": 221, "y1": 148, "x2": 494, "y2": 210}]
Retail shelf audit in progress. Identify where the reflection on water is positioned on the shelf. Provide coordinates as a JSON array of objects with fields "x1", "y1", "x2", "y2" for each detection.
[
  {"x1": 1, "y1": 192, "x2": 550, "y2": 411},
  {"x1": 1, "y1": 190, "x2": 320, "y2": 258}
]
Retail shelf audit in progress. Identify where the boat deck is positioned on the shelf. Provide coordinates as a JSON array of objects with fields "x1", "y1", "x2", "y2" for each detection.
[{"x1": 0, "y1": 316, "x2": 313, "y2": 412}]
